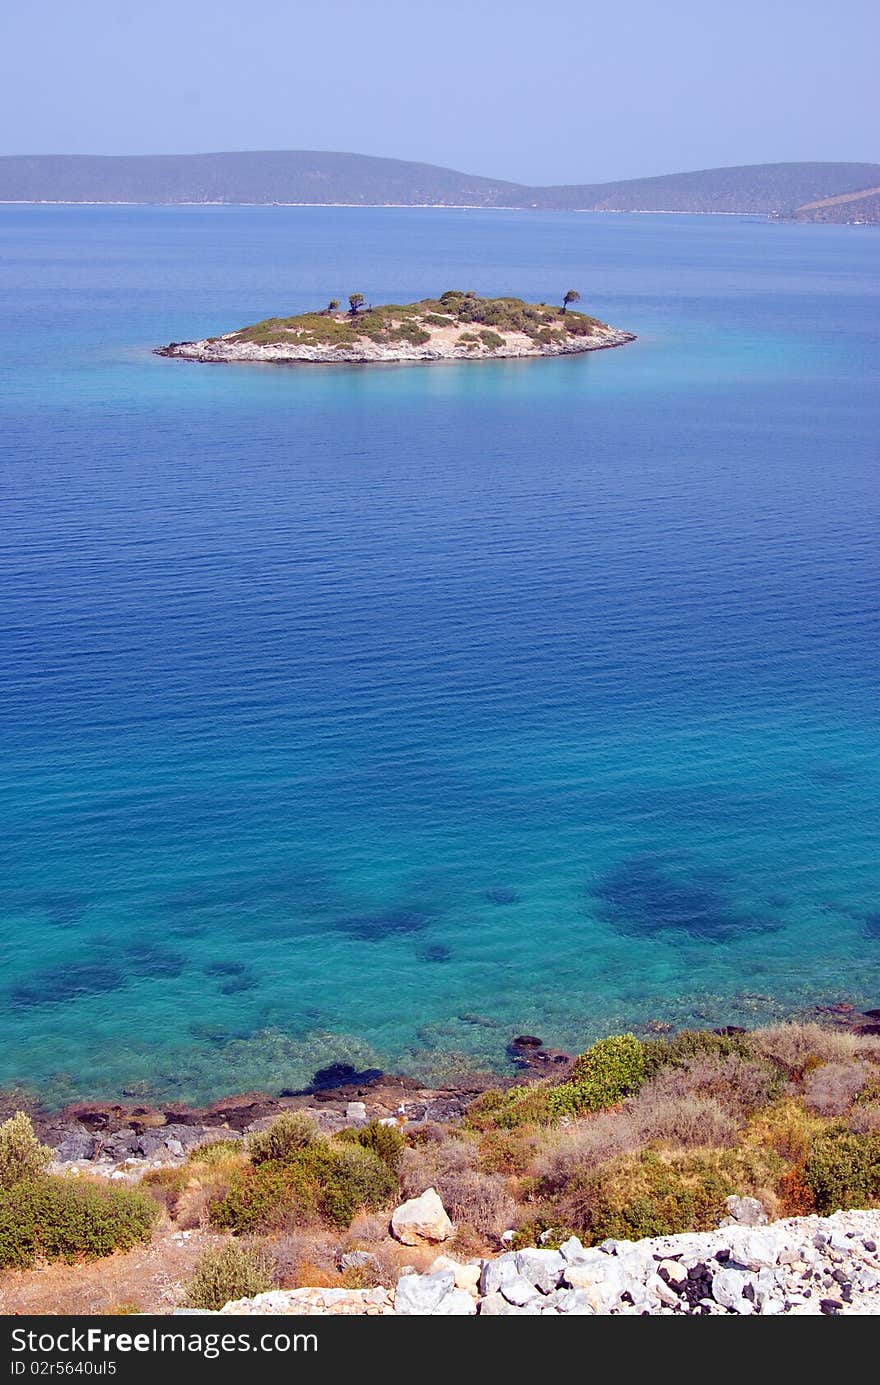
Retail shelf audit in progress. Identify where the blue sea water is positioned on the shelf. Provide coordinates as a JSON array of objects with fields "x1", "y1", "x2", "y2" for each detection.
[{"x1": 0, "y1": 205, "x2": 878, "y2": 1106}]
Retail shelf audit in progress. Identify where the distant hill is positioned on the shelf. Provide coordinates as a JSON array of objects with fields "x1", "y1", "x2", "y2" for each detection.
[
  {"x1": 1, "y1": 150, "x2": 879, "y2": 217},
  {"x1": 514, "y1": 163, "x2": 880, "y2": 215},
  {"x1": 788, "y1": 184, "x2": 880, "y2": 224},
  {"x1": 0, "y1": 151, "x2": 518, "y2": 208}
]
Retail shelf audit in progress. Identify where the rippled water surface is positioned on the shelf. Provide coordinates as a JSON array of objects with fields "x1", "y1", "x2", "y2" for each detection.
[{"x1": 1, "y1": 206, "x2": 877, "y2": 1103}]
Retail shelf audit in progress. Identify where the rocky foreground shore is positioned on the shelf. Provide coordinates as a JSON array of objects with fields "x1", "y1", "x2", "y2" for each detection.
[{"x1": 192, "y1": 1208, "x2": 880, "y2": 1317}]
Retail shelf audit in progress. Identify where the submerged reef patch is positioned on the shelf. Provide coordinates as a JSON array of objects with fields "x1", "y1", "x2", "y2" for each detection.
[
  {"x1": 9, "y1": 961, "x2": 127, "y2": 1009},
  {"x1": 332, "y1": 907, "x2": 435, "y2": 940},
  {"x1": 591, "y1": 857, "x2": 775, "y2": 942}
]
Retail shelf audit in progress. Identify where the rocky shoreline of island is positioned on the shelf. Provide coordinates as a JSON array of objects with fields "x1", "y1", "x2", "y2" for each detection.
[{"x1": 155, "y1": 290, "x2": 636, "y2": 366}]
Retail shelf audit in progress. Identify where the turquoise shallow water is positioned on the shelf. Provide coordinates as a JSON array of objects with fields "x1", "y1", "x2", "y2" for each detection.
[{"x1": 0, "y1": 206, "x2": 878, "y2": 1105}]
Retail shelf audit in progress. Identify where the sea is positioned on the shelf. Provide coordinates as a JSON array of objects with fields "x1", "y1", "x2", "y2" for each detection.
[{"x1": 0, "y1": 204, "x2": 877, "y2": 1106}]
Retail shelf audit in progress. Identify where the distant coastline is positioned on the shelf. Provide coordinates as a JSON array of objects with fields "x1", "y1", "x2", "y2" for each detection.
[{"x1": 2, "y1": 153, "x2": 879, "y2": 221}]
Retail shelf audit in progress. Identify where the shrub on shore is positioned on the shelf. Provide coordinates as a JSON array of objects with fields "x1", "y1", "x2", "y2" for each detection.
[
  {"x1": 248, "y1": 1112, "x2": 319, "y2": 1164},
  {"x1": 0, "y1": 1111, "x2": 52, "y2": 1187},
  {"x1": 0, "y1": 1112, "x2": 157, "y2": 1269},
  {"x1": 547, "y1": 1034, "x2": 647, "y2": 1119},
  {"x1": 0, "y1": 1176, "x2": 157, "y2": 1269},
  {"x1": 210, "y1": 1140, "x2": 396, "y2": 1234},
  {"x1": 543, "y1": 1145, "x2": 783, "y2": 1244},
  {"x1": 337, "y1": 1118, "x2": 405, "y2": 1172},
  {"x1": 185, "y1": 1242, "x2": 276, "y2": 1311},
  {"x1": 803, "y1": 1128, "x2": 880, "y2": 1214}
]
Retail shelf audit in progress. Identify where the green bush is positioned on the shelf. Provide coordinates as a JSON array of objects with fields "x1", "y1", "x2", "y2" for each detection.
[
  {"x1": 547, "y1": 1034, "x2": 647, "y2": 1119},
  {"x1": 210, "y1": 1141, "x2": 396, "y2": 1234},
  {"x1": 0, "y1": 1176, "x2": 157, "y2": 1269},
  {"x1": 247, "y1": 1112, "x2": 319, "y2": 1165},
  {"x1": 803, "y1": 1129, "x2": 880, "y2": 1214},
  {"x1": 338, "y1": 1119, "x2": 405, "y2": 1171},
  {"x1": 390, "y1": 322, "x2": 431, "y2": 346},
  {"x1": 188, "y1": 1139, "x2": 244, "y2": 1165},
  {"x1": 642, "y1": 1029, "x2": 753, "y2": 1078},
  {"x1": 465, "y1": 1084, "x2": 556, "y2": 1131},
  {"x1": 185, "y1": 1242, "x2": 276, "y2": 1311},
  {"x1": 479, "y1": 330, "x2": 504, "y2": 349},
  {"x1": 0, "y1": 1112, "x2": 52, "y2": 1188},
  {"x1": 553, "y1": 1146, "x2": 779, "y2": 1243}
]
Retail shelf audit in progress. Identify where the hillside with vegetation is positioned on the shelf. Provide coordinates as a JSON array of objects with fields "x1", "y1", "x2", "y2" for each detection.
[
  {"x1": 3, "y1": 1018, "x2": 880, "y2": 1313},
  {"x1": 157, "y1": 290, "x2": 635, "y2": 365},
  {"x1": 787, "y1": 184, "x2": 880, "y2": 224},
  {"x1": 3, "y1": 150, "x2": 879, "y2": 216}
]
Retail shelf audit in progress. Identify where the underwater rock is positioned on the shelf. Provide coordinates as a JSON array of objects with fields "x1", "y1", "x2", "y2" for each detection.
[
  {"x1": 9, "y1": 961, "x2": 127, "y2": 1008},
  {"x1": 309, "y1": 1062, "x2": 385, "y2": 1093},
  {"x1": 592, "y1": 857, "x2": 773, "y2": 942},
  {"x1": 334, "y1": 907, "x2": 434, "y2": 940}
]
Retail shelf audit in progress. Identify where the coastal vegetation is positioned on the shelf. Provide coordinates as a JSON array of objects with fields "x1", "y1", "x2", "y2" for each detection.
[
  {"x1": 4, "y1": 1018, "x2": 880, "y2": 1306},
  {"x1": 0, "y1": 1113, "x2": 156, "y2": 1269},
  {"x1": 221, "y1": 291, "x2": 603, "y2": 353}
]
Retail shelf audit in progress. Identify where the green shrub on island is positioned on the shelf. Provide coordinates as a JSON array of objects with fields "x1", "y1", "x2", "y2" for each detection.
[
  {"x1": 0, "y1": 1175, "x2": 157, "y2": 1269},
  {"x1": 185, "y1": 1242, "x2": 276, "y2": 1311},
  {"x1": 0, "y1": 1111, "x2": 52, "y2": 1188},
  {"x1": 220, "y1": 292, "x2": 606, "y2": 354}
]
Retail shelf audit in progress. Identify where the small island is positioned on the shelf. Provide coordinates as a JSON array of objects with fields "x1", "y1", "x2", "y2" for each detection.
[{"x1": 156, "y1": 289, "x2": 635, "y2": 365}]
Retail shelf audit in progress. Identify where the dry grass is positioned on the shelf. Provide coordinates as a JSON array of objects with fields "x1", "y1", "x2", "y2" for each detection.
[
  {"x1": 431, "y1": 1168, "x2": 516, "y2": 1240},
  {"x1": 534, "y1": 1111, "x2": 643, "y2": 1191},
  {"x1": 142, "y1": 1146, "x2": 247, "y2": 1230},
  {"x1": 751, "y1": 1023, "x2": 880, "y2": 1072},
  {"x1": 628, "y1": 1092, "x2": 735, "y2": 1148},
  {"x1": 397, "y1": 1133, "x2": 477, "y2": 1199},
  {"x1": 803, "y1": 1061, "x2": 870, "y2": 1116},
  {"x1": 847, "y1": 1103, "x2": 880, "y2": 1135}
]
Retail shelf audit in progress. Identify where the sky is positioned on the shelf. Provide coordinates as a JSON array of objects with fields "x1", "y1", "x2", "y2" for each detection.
[{"x1": 2, "y1": 0, "x2": 877, "y2": 184}]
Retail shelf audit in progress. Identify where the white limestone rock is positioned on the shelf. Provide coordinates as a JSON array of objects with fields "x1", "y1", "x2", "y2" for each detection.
[{"x1": 390, "y1": 1187, "x2": 453, "y2": 1246}]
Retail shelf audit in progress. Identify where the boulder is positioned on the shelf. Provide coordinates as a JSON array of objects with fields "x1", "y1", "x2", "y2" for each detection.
[
  {"x1": 430, "y1": 1255, "x2": 481, "y2": 1295},
  {"x1": 711, "y1": 1267, "x2": 755, "y2": 1314},
  {"x1": 725, "y1": 1227, "x2": 781, "y2": 1271},
  {"x1": 54, "y1": 1128, "x2": 97, "y2": 1161},
  {"x1": 513, "y1": 1247, "x2": 565, "y2": 1293},
  {"x1": 479, "y1": 1253, "x2": 520, "y2": 1296},
  {"x1": 725, "y1": 1195, "x2": 768, "y2": 1227},
  {"x1": 562, "y1": 1259, "x2": 629, "y2": 1312},
  {"x1": 394, "y1": 1270, "x2": 463, "y2": 1315},
  {"x1": 390, "y1": 1187, "x2": 453, "y2": 1246},
  {"x1": 500, "y1": 1274, "x2": 541, "y2": 1306},
  {"x1": 478, "y1": 1292, "x2": 541, "y2": 1316}
]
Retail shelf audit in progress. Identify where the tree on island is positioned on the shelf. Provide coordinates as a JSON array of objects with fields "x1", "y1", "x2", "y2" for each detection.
[
  {"x1": 561, "y1": 289, "x2": 581, "y2": 313},
  {"x1": 348, "y1": 293, "x2": 365, "y2": 315},
  {"x1": 328, "y1": 298, "x2": 340, "y2": 312}
]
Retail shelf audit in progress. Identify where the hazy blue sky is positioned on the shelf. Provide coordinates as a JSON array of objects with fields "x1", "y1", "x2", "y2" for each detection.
[{"x1": 2, "y1": 0, "x2": 877, "y2": 183}]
